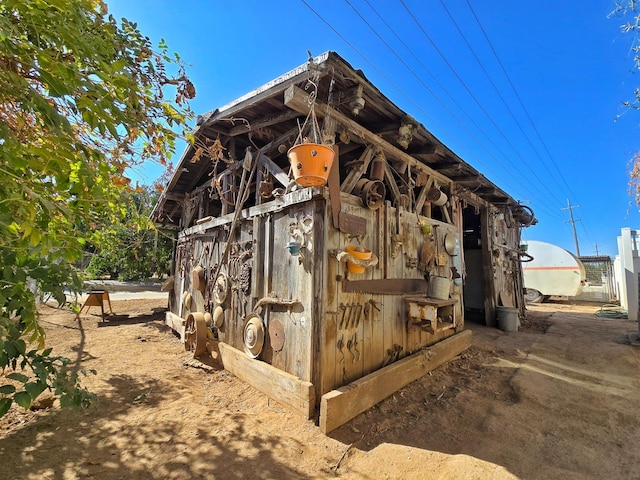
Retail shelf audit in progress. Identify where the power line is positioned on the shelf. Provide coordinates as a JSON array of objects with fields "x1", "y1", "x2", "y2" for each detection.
[
  {"x1": 299, "y1": 0, "x2": 450, "y2": 145},
  {"x1": 300, "y1": 0, "x2": 565, "y2": 221},
  {"x1": 438, "y1": 0, "x2": 573, "y2": 203},
  {"x1": 346, "y1": 0, "x2": 558, "y2": 212},
  {"x1": 351, "y1": 0, "x2": 565, "y2": 221},
  {"x1": 464, "y1": 0, "x2": 579, "y2": 202},
  {"x1": 397, "y1": 0, "x2": 564, "y2": 207}
]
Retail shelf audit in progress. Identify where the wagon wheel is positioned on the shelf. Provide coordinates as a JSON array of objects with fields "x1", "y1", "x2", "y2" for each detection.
[{"x1": 184, "y1": 312, "x2": 208, "y2": 356}]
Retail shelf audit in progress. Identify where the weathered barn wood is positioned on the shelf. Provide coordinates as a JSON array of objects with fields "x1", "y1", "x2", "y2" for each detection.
[
  {"x1": 319, "y1": 329, "x2": 472, "y2": 434},
  {"x1": 152, "y1": 51, "x2": 536, "y2": 431},
  {"x1": 217, "y1": 342, "x2": 315, "y2": 418}
]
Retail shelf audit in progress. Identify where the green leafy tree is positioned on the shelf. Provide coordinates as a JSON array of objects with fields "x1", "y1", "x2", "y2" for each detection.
[
  {"x1": 0, "y1": 0, "x2": 194, "y2": 417},
  {"x1": 611, "y1": 1, "x2": 640, "y2": 201},
  {"x1": 86, "y1": 185, "x2": 174, "y2": 281}
]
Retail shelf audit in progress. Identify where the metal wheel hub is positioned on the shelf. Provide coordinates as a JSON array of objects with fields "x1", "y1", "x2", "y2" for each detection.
[{"x1": 243, "y1": 313, "x2": 265, "y2": 358}]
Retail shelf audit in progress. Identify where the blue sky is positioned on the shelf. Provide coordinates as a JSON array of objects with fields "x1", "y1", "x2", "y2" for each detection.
[{"x1": 110, "y1": 0, "x2": 640, "y2": 258}]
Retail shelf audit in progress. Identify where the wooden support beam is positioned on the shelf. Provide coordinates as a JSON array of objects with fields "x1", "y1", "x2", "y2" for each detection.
[
  {"x1": 165, "y1": 311, "x2": 185, "y2": 342},
  {"x1": 448, "y1": 176, "x2": 483, "y2": 185},
  {"x1": 168, "y1": 202, "x2": 182, "y2": 223},
  {"x1": 284, "y1": 85, "x2": 451, "y2": 186},
  {"x1": 411, "y1": 150, "x2": 445, "y2": 164},
  {"x1": 327, "y1": 145, "x2": 341, "y2": 228},
  {"x1": 440, "y1": 204, "x2": 453, "y2": 224},
  {"x1": 217, "y1": 342, "x2": 315, "y2": 419},
  {"x1": 260, "y1": 154, "x2": 290, "y2": 188},
  {"x1": 383, "y1": 161, "x2": 402, "y2": 206},
  {"x1": 340, "y1": 145, "x2": 376, "y2": 194},
  {"x1": 164, "y1": 192, "x2": 185, "y2": 202},
  {"x1": 229, "y1": 110, "x2": 301, "y2": 136},
  {"x1": 415, "y1": 176, "x2": 435, "y2": 215},
  {"x1": 342, "y1": 278, "x2": 429, "y2": 294},
  {"x1": 319, "y1": 329, "x2": 471, "y2": 434}
]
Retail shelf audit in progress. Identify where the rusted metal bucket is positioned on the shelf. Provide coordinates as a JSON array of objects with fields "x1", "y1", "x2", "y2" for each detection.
[{"x1": 428, "y1": 268, "x2": 451, "y2": 299}]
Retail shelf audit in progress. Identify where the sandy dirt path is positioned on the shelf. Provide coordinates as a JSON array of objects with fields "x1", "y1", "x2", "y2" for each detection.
[{"x1": 1, "y1": 299, "x2": 638, "y2": 479}]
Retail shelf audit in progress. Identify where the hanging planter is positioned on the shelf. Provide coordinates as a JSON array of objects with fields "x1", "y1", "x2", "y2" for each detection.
[
  {"x1": 288, "y1": 143, "x2": 335, "y2": 187},
  {"x1": 287, "y1": 77, "x2": 335, "y2": 187}
]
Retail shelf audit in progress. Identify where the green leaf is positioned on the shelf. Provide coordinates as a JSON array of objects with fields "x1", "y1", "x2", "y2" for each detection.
[
  {"x1": 0, "y1": 385, "x2": 16, "y2": 395},
  {"x1": 0, "y1": 0, "x2": 193, "y2": 419},
  {"x1": 0, "y1": 398, "x2": 12, "y2": 418},
  {"x1": 14, "y1": 391, "x2": 32, "y2": 410},
  {"x1": 38, "y1": 69, "x2": 73, "y2": 97},
  {"x1": 25, "y1": 382, "x2": 47, "y2": 400},
  {"x1": 30, "y1": 229, "x2": 42, "y2": 247},
  {"x1": 15, "y1": 340, "x2": 26, "y2": 356},
  {"x1": 0, "y1": 352, "x2": 8, "y2": 368},
  {"x1": 7, "y1": 373, "x2": 29, "y2": 383}
]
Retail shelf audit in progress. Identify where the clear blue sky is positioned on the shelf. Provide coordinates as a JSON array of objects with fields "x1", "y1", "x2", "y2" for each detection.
[{"x1": 109, "y1": 0, "x2": 640, "y2": 258}]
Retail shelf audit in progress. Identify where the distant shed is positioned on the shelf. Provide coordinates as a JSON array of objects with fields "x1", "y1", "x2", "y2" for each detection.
[{"x1": 152, "y1": 51, "x2": 536, "y2": 432}]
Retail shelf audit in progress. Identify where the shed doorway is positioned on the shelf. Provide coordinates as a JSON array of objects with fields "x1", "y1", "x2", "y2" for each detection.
[{"x1": 462, "y1": 204, "x2": 486, "y2": 324}]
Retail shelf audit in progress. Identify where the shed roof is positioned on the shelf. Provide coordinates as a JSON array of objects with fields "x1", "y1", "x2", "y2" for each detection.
[{"x1": 152, "y1": 51, "x2": 522, "y2": 225}]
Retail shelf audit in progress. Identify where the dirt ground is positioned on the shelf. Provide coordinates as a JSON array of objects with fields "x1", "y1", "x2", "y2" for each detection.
[{"x1": 1, "y1": 297, "x2": 639, "y2": 479}]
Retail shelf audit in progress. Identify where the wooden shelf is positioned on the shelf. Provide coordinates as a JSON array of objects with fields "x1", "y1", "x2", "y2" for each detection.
[
  {"x1": 404, "y1": 296, "x2": 457, "y2": 335},
  {"x1": 404, "y1": 296, "x2": 457, "y2": 308}
]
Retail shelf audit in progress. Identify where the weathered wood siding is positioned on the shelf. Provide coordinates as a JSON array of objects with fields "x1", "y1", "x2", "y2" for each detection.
[
  {"x1": 319, "y1": 192, "x2": 461, "y2": 397},
  {"x1": 172, "y1": 193, "x2": 326, "y2": 383}
]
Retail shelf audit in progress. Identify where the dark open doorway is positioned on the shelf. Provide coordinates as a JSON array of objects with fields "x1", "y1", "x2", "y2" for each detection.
[{"x1": 462, "y1": 204, "x2": 486, "y2": 324}]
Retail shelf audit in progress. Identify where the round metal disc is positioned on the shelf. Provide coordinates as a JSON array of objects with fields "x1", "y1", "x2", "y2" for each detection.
[
  {"x1": 444, "y1": 233, "x2": 457, "y2": 256},
  {"x1": 243, "y1": 313, "x2": 265, "y2": 359},
  {"x1": 182, "y1": 291, "x2": 192, "y2": 311},
  {"x1": 213, "y1": 273, "x2": 229, "y2": 304},
  {"x1": 268, "y1": 319, "x2": 285, "y2": 352}
]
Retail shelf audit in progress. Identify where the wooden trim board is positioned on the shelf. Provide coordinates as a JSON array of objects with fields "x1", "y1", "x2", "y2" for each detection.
[
  {"x1": 166, "y1": 311, "x2": 185, "y2": 342},
  {"x1": 319, "y1": 329, "x2": 472, "y2": 434},
  {"x1": 217, "y1": 342, "x2": 315, "y2": 419}
]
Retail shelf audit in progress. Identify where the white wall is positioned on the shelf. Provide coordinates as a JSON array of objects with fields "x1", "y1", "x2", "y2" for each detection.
[{"x1": 617, "y1": 227, "x2": 640, "y2": 322}]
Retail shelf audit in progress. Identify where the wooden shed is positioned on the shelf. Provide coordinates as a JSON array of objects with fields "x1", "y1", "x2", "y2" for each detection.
[{"x1": 152, "y1": 52, "x2": 536, "y2": 433}]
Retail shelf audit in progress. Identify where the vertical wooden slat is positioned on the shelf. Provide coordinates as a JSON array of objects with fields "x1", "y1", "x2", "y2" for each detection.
[{"x1": 481, "y1": 207, "x2": 497, "y2": 326}]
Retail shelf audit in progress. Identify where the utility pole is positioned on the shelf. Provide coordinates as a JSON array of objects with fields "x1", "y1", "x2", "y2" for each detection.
[{"x1": 562, "y1": 198, "x2": 581, "y2": 256}]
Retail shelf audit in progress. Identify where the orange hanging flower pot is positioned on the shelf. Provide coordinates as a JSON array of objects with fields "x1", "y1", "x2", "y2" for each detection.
[{"x1": 287, "y1": 143, "x2": 335, "y2": 187}]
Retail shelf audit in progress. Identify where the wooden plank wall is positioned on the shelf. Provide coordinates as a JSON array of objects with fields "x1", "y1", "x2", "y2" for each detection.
[
  {"x1": 320, "y1": 194, "x2": 460, "y2": 397},
  {"x1": 256, "y1": 203, "x2": 318, "y2": 382},
  {"x1": 172, "y1": 191, "x2": 466, "y2": 403}
]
